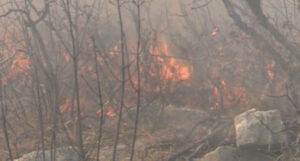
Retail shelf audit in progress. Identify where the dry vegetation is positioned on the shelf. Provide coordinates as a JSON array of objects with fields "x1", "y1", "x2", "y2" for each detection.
[{"x1": 0, "y1": 0, "x2": 300, "y2": 161}]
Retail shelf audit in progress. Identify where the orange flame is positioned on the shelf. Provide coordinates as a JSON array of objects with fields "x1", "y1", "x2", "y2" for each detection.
[
  {"x1": 211, "y1": 79, "x2": 245, "y2": 108},
  {"x1": 105, "y1": 107, "x2": 116, "y2": 117},
  {"x1": 6, "y1": 53, "x2": 30, "y2": 81},
  {"x1": 151, "y1": 38, "x2": 192, "y2": 82},
  {"x1": 210, "y1": 27, "x2": 219, "y2": 37},
  {"x1": 79, "y1": 60, "x2": 94, "y2": 74},
  {"x1": 59, "y1": 98, "x2": 72, "y2": 113},
  {"x1": 265, "y1": 61, "x2": 275, "y2": 80},
  {"x1": 63, "y1": 52, "x2": 71, "y2": 63}
]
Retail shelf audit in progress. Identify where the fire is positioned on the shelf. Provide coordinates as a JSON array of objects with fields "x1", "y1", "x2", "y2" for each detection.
[
  {"x1": 79, "y1": 60, "x2": 93, "y2": 74},
  {"x1": 151, "y1": 38, "x2": 192, "y2": 81},
  {"x1": 6, "y1": 53, "x2": 30, "y2": 81},
  {"x1": 63, "y1": 52, "x2": 71, "y2": 63},
  {"x1": 210, "y1": 27, "x2": 219, "y2": 37},
  {"x1": 59, "y1": 98, "x2": 72, "y2": 113},
  {"x1": 96, "y1": 106, "x2": 116, "y2": 117},
  {"x1": 10, "y1": 53, "x2": 29, "y2": 73},
  {"x1": 211, "y1": 79, "x2": 245, "y2": 108},
  {"x1": 265, "y1": 61, "x2": 275, "y2": 80},
  {"x1": 105, "y1": 107, "x2": 116, "y2": 117}
]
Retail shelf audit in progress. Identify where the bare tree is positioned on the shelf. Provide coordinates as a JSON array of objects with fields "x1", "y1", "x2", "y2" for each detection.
[
  {"x1": 62, "y1": 0, "x2": 85, "y2": 159},
  {"x1": 129, "y1": 0, "x2": 144, "y2": 160},
  {"x1": 112, "y1": 0, "x2": 127, "y2": 160},
  {"x1": 91, "y1": 37, "x2": 105, "y2": 161},
  {"x1": 0, "y1": 76, "x2": 13, "y2": 161}
]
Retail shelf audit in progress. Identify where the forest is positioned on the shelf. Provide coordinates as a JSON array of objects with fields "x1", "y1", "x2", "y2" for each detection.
[{"x1": 0, "y1": 0, "x2": 300, "y2": 161}]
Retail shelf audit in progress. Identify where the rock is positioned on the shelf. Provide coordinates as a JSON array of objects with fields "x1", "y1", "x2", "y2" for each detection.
[
  {"x1": 14, "y1": 147, "x2": 80, "y2": 161},
  {"x1": 237, "y1": 149, "x2": 274, "y2": 161},
  {"x1": 97, "y1": 144, "x2": 130, "y2": 161},
  {"x1": 197, "y1": 146, "x2": 237, "y2": 161},
  {"x1": 196, "y1": 146, "x2": 274, "y2": 161},
  {"x1": 234, "y1": 108, "x2": 288, "y2": 148}
]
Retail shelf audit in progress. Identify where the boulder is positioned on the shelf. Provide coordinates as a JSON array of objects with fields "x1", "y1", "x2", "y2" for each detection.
[
  {"x1": 196, "y1": 146, "x2": 274, "y2": 161},
  {"x1": 14, "y1": 147, "x2": 80, "y2": 161},
  {"x1": 234, "y1": 108, "x2": 288, "y2": 148}
]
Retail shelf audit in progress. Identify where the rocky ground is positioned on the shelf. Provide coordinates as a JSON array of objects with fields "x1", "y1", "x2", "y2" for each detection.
[{"x1": 14, "y1": 107, "x2": 300, "y2": 161}]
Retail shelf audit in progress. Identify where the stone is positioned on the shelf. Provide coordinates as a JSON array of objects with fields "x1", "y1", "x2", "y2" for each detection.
[
  {"x1": 197, "y1": 146, "x2": 237, "y2": 161},
  {"x1": 234, "y1": 108, "x2": 288, "y2": 148},
  {"x1": 14, "y1": 147, "x2": 80, "y2": 161},
  {"x1": 196, "y1": 146, "x2": 274, "y2": 161}
]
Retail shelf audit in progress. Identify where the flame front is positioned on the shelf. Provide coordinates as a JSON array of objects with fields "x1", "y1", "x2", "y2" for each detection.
[
  {"x1": 151, "y1": 38, "x2": 192, "y2": 82},
  {"x1": 265, "y1": 61, "x2": 275, "y2": 80},
  {"x1": 4, "y1": 53, "x2": 30, "y2": 83},
  {"x1": 105, "y1": 107, "x2": 116, "y2": 117},
  {"x1": 59, "y1": 98, "x2": 72, "y2": 113}
]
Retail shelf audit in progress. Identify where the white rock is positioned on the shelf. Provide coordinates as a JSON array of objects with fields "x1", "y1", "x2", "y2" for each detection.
[
  {"x1": 234, "y1": 108, "x2": 288, "y2": 148},
  {"x1": 196, "y1": 146, "x2": 274, "y2": 161}
]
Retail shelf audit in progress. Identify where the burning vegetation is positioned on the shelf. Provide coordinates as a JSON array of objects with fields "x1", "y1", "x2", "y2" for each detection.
[
  {"x1": 0, "y1": 0, "x2": 300, "y2": 161},
  {"x1": 150, "y1": 38, "x2": 192, "y2": 82}
]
